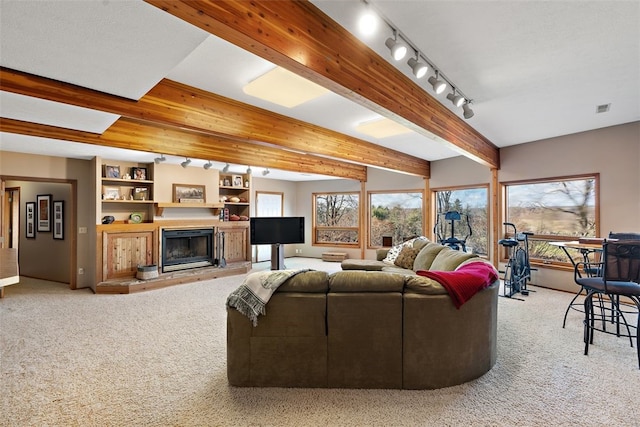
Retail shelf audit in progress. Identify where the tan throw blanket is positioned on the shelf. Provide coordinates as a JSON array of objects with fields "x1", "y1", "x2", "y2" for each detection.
[{"x1": 226, "y1": 269, "x2": 311, "y2": 326}]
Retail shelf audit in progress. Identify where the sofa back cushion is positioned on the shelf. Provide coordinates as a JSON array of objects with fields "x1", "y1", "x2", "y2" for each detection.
[
  {"x1": 277, "y1": 271, "x2": 329, "y2": 293},
  {"x1": 429, "y1": 248, "x2": 478, "y2": 271},
  {"x1": 329, "y1": 271, "x2": 405, "y2": 292},
  {"x1": 412, "y1": 242, "x2": 447, "y2": 271}
]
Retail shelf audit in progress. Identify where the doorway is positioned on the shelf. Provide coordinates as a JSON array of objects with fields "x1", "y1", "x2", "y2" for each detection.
[
  {"x1": 254, "y1": 191, "x2": 284, "y2": 262},
  {"x1": 1, "y1": 187, "x2": 20, "y2": 249}
]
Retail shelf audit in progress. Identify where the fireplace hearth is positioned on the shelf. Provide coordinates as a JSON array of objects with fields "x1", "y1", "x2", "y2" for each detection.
[{"x1": 162, "y1": 228, "x2": 215, "y2": 273}]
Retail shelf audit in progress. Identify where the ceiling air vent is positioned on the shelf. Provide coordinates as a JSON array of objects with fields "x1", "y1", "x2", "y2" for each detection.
[{"x1": 596, "y1": 103, "x2": 611, "y2": 114}]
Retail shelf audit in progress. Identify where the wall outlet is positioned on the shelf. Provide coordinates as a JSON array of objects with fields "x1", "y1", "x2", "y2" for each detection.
[
  {"x1": 78, "y1": 227, "x2": 87, "y2": 234},
  {"x1": 78, "y1": 268, "x2": 84, "y2": 275}
]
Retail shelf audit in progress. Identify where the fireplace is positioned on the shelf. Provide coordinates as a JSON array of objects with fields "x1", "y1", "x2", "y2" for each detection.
[{"x1": 162, "y1": 228, "x2": 214, "y2": 272}]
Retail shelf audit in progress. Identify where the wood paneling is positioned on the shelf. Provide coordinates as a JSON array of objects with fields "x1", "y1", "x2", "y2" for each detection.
[
  {"x1": 144, "y1": 0, "x2": 499, "y2": 169},
  {"x1": 103, "y1": 230, "x2": 154, "y2": 279},
  {"x1": 0, "y1": 67, "x2": 428, "y2": 178},
  {"x1": 0, "y1": 117, "x2": 367, "y2": 181}
]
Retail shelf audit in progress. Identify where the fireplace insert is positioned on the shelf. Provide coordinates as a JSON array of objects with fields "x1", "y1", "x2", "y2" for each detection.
[{"x1": 162, "y1": 228, "x2": 214, "y2": 272}]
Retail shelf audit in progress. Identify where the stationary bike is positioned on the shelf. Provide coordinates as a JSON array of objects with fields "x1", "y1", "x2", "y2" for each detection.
[{"x1": 498, "y1": 222, "x2": 535, "y2": 299}]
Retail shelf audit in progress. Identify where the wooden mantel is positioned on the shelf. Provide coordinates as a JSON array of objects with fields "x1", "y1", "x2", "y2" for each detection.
[{"x1": 154, "y1": 202, "x2": 224, "y2": 216}]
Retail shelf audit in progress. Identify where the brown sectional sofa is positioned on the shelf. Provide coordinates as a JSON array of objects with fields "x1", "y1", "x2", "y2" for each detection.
[{"x1": 227, "y1": 240, "x2": 499, "y2": 389}]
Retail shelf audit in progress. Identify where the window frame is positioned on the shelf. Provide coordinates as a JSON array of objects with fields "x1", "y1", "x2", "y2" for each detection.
[
  {"x1": 500, "y1": 173, "x2": 600, "y2": 268},
  {"x1": 312, "y1": 191, "x2": 360, "y2": 247},
  {"x1": 367, "y1": 189, "x2": 425, "y2": 249}
]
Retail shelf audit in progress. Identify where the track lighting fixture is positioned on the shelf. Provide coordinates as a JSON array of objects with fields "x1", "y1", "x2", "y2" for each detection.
[
  {"x1": 428, "y1": 71, "x2": 447, "y2": 95},
  {"x1": 154, "y1": 154, "x2": 166, "y2": 164},
  {"x1": 463, "y1": 102, "x2": 474, "y2": 119},
  {"x1": 362, "y1": 1, "x2": 474, "y2": 117},
  {"x1": 446, "y1": 88, "x2": 465, "y2": 108},
  {"x1": 407, "y1": 54, "x2": 428, "y2": 79},
  {"x1": 384, "y1": 31, "x2": 407, "y2": 61},
  {"x1": 222, "y1": 163, "x2": 230, "y2": 173},
  {"x1": 180, "y1": 158, "x2": 191, "y2": 168},
  {"x1": 262, "y1": 168, "x2": 270, "y2": 176},
  {"x1": 203, "y1": 161, "x2": 213, "y2": 170},
  {"x1": 246, "y1": 166, "x2": 252, "y2": 175}
]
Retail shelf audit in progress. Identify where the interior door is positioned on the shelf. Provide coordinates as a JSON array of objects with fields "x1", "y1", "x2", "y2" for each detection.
[
  {"x1": 1, "y1": 186, "x2": 20, "y2": 249},
  {"x1": 254, "y1": 192, "x2": 283, "y2": 262}
]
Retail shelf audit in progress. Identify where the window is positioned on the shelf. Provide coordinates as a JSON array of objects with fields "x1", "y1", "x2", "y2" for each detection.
[
  {"x1": 433, "y1": 186, "x2": 489, "y2": 256},
  {"x1": 369, "y1": 191, "x2": 423, "y2": 248},
  {"x1": 503, "y1": 174, "x2": 599, "y2": 265},
  {"x1": 313, "y1": 192, "x2": 359, "y2": 246}
]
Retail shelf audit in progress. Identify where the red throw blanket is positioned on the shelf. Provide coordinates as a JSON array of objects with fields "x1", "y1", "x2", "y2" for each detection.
[{"x1": 416, "y1": 262, "x2": 498, "y2": 309}]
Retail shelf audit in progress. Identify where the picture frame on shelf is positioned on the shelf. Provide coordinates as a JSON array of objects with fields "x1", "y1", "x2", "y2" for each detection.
[
  {"x1": 131, "y1": 167, "x2": 147, "y2": 181},
  {"x1": 53, "y1": 200, "x2": 64, "y2": 240},
  {"x1": 36, "y1": 194, "x2": 52, "y2": 232},
  {"x1": 232, "y1": 175, "x2": 243, "y2": 187},
  {"x1": 223, "y1": 178, "x2": 231, "y2": 187},
  {"x1": 173, "y1": 183, "x2": 206, "y2": 203},
  {"x1": 25, "y1": 202, "x2": 36, "y2": 239},
  {"x1": 132, "y1": 187, "x2": 149, "y2": 201},
  {"x1": 102, "y1": 186, "x2": 120, "y2": 200},
  {"x1": 104, "y1": 165, "x2": 120, "y2": 179}
]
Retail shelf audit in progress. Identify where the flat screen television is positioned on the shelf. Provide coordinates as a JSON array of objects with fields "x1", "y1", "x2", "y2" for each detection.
[{"x1": 250, "y1": 217, "x2": 305, "y2": 245}]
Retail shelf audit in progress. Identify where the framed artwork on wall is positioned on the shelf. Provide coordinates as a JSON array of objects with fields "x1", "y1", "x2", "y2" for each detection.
[
  {"x1": 25, "y1": 202, "x2": 36, "y2": 238},
  {"x1": 53, "y1": 201, "x2": 64, "y2": 240},
  {"x1": 36, "y1": 194, "x2": 52, "y2": 232},
  {"x1": 173, "y1": 184, "x2": 206, "y2": 203}
]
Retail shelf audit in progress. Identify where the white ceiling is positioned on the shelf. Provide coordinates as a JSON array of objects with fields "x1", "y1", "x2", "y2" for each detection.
[{"x1": 1, "y1": 0, "x2": 638, "y2": 181}]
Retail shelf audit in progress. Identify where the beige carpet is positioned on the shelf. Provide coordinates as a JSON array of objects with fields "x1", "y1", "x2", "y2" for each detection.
[{"x1": 1, "y1": 257, "x2": 638, "y2": 427}]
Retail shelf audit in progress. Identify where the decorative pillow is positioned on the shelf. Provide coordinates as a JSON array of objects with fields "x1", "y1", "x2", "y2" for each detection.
[
  {"x1": 382, "y1": 237, "x2": 421, "y2": 264},
  {"x1": 394, "y1": 246, "x2": 421, "y2": 269}
]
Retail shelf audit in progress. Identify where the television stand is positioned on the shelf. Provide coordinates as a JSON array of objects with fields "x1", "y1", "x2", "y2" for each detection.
[{"x1": 270, "y1": 243, "x2": 286, "y2": 270}]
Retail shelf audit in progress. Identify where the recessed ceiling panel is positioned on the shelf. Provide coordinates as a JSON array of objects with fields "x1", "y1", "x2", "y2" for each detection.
[{"x1": 0, "y1": 91, "x2": 119, "y2": 133}]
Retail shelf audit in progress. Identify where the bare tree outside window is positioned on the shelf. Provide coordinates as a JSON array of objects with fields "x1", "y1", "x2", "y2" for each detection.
[
  {"x1": 313, "y1": 193, "x2": 359, "y2": 245},
  {"x1": 504, "y1": 175, "x2": 598, "y2": 264}
]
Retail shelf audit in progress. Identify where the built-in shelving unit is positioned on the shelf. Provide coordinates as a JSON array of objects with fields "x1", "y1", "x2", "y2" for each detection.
[
  {"x1": 219, "y1": 173, "x2": 251, "y2": 220},
  {"x1": 97, "y1": 158, "x2": 155, "y2": 223}
]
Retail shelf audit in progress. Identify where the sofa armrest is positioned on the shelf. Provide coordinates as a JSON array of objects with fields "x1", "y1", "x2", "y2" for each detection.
[{"x1": 376, "y1": 248, "x2": 389, "y2": 261}]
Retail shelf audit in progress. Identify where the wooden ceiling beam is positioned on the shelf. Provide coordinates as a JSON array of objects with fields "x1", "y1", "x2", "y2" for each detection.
[
  {"x1": 0, "y1": 67, "x2": 429, "y2": 178},
  {"x1": 144, "y1": 0, "x2": 499, "y2": 168},
  {"x1": 0, "y1": 117, "x2": 368, "y2": 181}
]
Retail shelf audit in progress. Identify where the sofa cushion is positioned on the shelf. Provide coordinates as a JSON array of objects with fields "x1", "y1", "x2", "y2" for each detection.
[
  {"x1": 381, "y1": 266, "x2": 416, "y2": 275},
  {"x1": 329, "y1": 271, "x2": 405, "y2": 292},
  {"x1": 341, "y1": 259, "x2": 386, "y2": 271},
  {"x1": 404, "y1": 275, "x2": 448, "y2": 295},
  {"x1": 429, "y1": 249, "x2": 478, "y2": 271},
  {"x1": 413, "y1": 237, "x2": 430, "y2": 250},
  {"x1": 394, "y1": 246, "x2": 421, "y2": 269},
  {"x1": 277, "y1": 271, "x2": 329, "y2": 293},
  {"x1": 412, "y1": 242, "x2": 447, "y2": 271}
]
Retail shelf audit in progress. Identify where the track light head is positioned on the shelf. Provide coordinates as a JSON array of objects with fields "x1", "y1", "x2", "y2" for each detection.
[
  {"x1": 407, "y1": 56, "x2": 428, "y2": 79},
  {"x1": 428, "y1": 73, "x2": 447, "y2": 95},
  {"x1": 262, "y1": 168, "x2": 270, "y2": 176},
  {"x1": 463, "y1": 102, "x2": 474, "y2": 119},
  {"x1": 446, "y1": 89, "x2": 465, "y2": 107},
  {"x1": 203, "y1": 161, "x2": 213, "y2": 170},
  {"x1": 222, "y1": 163, "x2": 230, "y2": 173},
  {"x1": 385, "y1": 34, "x2": 407, "y2": 61},
  {"x1": 246, "y1": 166, "x2": 252, "y2": 175},
  {"x1": 180, "y1": 158, "x2": 191, "y2": 168},
  {"x1": 154, "y1": 154, "x2": 166, "y2": 164}
]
